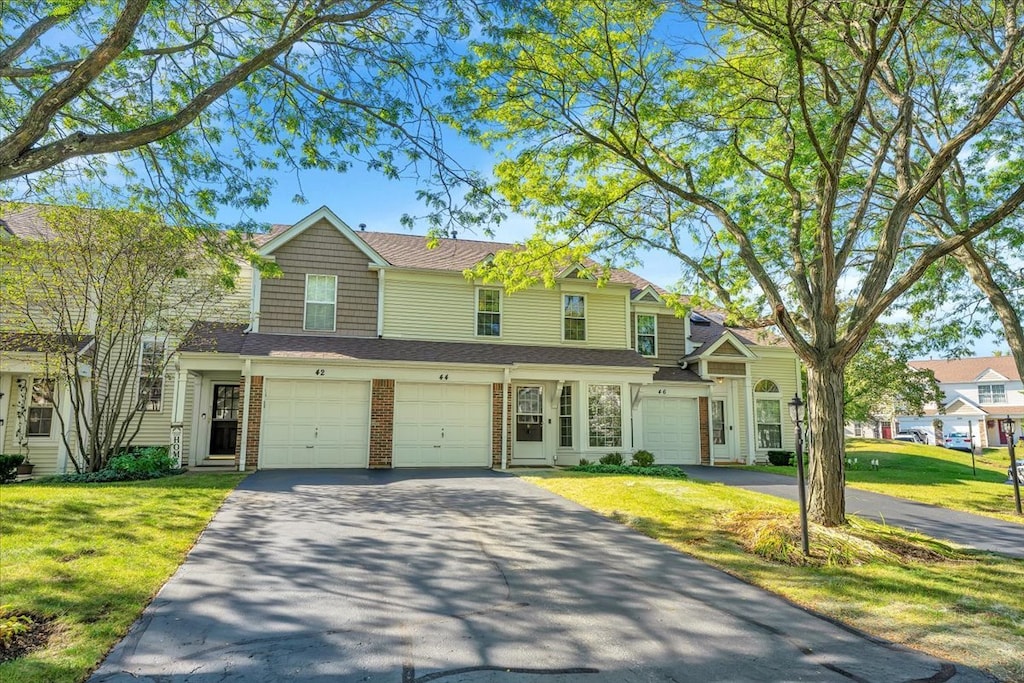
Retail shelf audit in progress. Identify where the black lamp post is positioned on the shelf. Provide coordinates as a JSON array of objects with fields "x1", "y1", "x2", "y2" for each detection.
[
  {"x1": 1002, "y1": 416, "x2": 1021, "y2": 516},
  {"x1": 788, "y1": 394, "x2": 809, "y2": 555}
]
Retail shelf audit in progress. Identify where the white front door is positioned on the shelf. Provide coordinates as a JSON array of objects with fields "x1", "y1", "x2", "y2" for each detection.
[
  {"x1": 513, "y1": 384, "x2": 548, "y2": 462},
  {"x1": 711, "y1": 393, "x2": 737, "y2": 460}
]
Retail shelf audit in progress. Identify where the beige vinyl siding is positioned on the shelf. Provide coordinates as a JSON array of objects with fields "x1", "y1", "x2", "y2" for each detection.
[
  {"x1": 630, "y1": 312, "x2": 686, "y2": 365},
  {"x1": 748, "y1": 350, "x2": 801, "y2": 458},
  {"x1": 2, "y1": 377, "x2": 61, "y2": 475},
  {"x1": 383, "y1": 271, "x2": 629, "y2": 347},
  {"x1": 259, "y1": 219, "x2": 378, "y2": 335}
]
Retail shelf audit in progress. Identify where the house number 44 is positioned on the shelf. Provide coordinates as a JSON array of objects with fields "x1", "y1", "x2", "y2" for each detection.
[{"x1": 315, "y1": 369, "x2": 326, "y2": 376}]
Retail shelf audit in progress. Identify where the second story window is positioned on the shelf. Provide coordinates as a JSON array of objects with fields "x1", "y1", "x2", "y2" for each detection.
[
  {"x1": 138, "y1": 341, "x2": 165, "y2": 411},
  {"x1": 564, "y1": 294, "x2": 586, "y2": 341},
  {"x1": 28, "y1": 378, "x2": 54, "y2": 437},
  {"x1": 636, "y1": 314, "x2": 657, "y2": 356},
  {"x1": 304, "y1": 274, "x2": 337, "y2": 332},
  {"x1": 978, "y1": 384, "x2": 1006, "y2": 404},
  {"x1": 476, "y1": 288, "x2": 501, "y2": 336}
]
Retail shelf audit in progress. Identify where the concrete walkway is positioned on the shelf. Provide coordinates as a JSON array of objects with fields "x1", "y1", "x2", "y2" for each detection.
[
  {"x1": 682, "y1": 466, "x2": 1024, "y2": 558},
  {"x1": 90, "y1": 470, "x2": 992, "y2": 682}
]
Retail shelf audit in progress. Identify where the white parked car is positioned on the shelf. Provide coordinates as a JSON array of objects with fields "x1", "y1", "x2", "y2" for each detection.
[
  {"x1": 1009, "y1": 460, "x2": 1024, "y2": 483},
  {"x1": 894, "y1": 432, "x2": 922, "y2": 444},
  {"x1": 944, "y1": 432, "x2": 974, "y2": 453}
]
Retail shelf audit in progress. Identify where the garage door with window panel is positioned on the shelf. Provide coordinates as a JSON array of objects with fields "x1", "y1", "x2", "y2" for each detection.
[
  {"x1": 261, "y1": 379, "x2": 370, "y2": 468},
  {"x1": 393, "y1": 383, "x2": 491, "y2": 467},
  {"x1": 642, "y1": 397, "x2": 700, "y2": 464}
]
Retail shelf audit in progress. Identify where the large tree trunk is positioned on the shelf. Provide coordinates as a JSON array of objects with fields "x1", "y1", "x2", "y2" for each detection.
[{"x1": 806, "y1": 360, "x2": 846, "y2": 526}]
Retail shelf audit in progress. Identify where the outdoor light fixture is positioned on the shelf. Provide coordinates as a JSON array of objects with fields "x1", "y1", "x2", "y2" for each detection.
[
  {"x1": 1002, "y1": 416, "x2": 1021, "y2": 516},
  {"x1": 788, "y1": 394, "x2": 810, "y2": 555}
]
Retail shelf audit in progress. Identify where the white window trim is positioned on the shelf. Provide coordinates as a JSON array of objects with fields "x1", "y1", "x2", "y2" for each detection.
[
  {"x1": 303, "y1": 273, "x2": 338, "y2": 332},
  {"x1": 563, "y1": 293, "x2": 587, "y2": 342},
  {"x1": 586, "y1": 383, "x2": 623, "y2": 449},
  {"x1": 475, "y1": 287, "x2": 502, "y2": 338},
  {"x1": 27, "y1": 377, "x2": 55, "y2": 438},
  {"x1": 753, "y1": 379, "x2": 782, "y2": 451},
  {"x1": 138, "y1": 339, "x2": 166, "y2": 413},
  {"x1": 635, "y1": 313, "x2": 658, "y2": 357},
  {"x1": 977, "y1": 383, "x2": 1006, "y2": 405}
]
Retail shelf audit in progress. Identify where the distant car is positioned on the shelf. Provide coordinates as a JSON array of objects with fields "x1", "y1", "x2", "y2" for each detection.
[
  {"x1": 1009, "y1": 460, "x2": 1024, "y2": 483},
  {"x1": 894, "y1": 432, "x2": 922, "y2": 444},
  {"x1": 945, "y1": 433, "x2": 974, "y2": 453}
]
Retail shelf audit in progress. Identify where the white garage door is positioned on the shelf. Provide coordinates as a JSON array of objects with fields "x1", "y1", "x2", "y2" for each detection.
[
  {"x1": 261, "y1": 380, "x2": 370, "y2": 468},
  {"x1": 394, "y1": 383, "x2": 491, "y2": 467},
  {"x1": 642, "y1": 397, "x2": 700, "y2": 465}
]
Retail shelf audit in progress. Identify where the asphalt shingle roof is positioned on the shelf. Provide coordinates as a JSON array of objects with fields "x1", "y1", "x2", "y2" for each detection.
[
  {"x1": 0, "y1": 332, "x2": 94, "y2": 353},
  {"x1": 910, "y1": 356, "x2": 1021, "y2": 383}
]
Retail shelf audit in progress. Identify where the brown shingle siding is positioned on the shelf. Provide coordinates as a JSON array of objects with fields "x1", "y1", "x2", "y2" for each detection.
[{"x1": 260, "y1": 219, "x2": 378, "y2": 336}]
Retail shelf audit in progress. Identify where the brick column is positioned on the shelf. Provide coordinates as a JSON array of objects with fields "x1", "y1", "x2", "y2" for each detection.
[
  {"x1": 491, "y1": 383, "x2": 504, "y2": 468},
  {"x1": 369, "y1": 379, "x2": 394, "y2": 468},
  {"x1": 245, "y1": 376, "x2": 264, "y2": 470},
  {"x1": 699, "y1": 396, "x2": 711, "y2": 465}
]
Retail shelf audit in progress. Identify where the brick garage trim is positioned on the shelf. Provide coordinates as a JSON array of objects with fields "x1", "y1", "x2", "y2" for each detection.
[
  {"x1": 370, "y1": 379, "x2": 394, "y2": 468},
  {"x1": 698, "y1": 396, "x2": 711, "y2": 465},
  {"x1": 245, "y1": 376, "x2": 264, "y2": 469},
  {"x1": 491, "y1": 383, "x2": 504, "y2": 468}
]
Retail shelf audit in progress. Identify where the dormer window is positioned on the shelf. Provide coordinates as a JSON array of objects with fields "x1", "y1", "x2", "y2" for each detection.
[
  {"x1": 304, "y1": 274, "x2": 337, "y2": 332},
  {"x1": 636, "y1": 314, "x2": 657, "y2": 357},
  {"x1": 978, "y1": 384, "x2": 1006, "y2": 404}
]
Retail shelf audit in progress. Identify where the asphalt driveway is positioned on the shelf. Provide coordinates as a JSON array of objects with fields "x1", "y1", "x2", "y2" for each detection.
[
  {"x1": 682, "y1": 466, "x2": 1024, "y2": 558},
  {"x1": 91, "y1": 470, "x2": 993, "y2": 682}
]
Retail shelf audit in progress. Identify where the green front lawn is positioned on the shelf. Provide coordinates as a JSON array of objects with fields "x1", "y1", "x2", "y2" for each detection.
[
  {"x1": 521, "y1": 471, "x2": 1024, "y2": 682},
  {"x1": 747, "y1": 438, "x2": 1022, "y2": 524},
  {"x1": 0, "y1": 473, "x2": 246, "y2": 683}
]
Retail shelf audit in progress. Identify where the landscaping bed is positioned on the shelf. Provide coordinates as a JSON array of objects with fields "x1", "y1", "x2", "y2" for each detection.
[
  {"x1": 0, "y1": 472, "x2": 246, "y2": 683},
  {"x1": 520, "y1": 470, "x2": 1024, "y2": 682}
]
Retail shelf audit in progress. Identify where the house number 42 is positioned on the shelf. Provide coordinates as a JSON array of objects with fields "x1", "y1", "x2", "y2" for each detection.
[{"x1": 315, "y1": 368, "x2": 326, "y2": 376}]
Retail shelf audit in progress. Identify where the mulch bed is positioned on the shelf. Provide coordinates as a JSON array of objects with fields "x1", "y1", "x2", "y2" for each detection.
[{"x1": 0, "y1": 612, "x2": 55, "y2": 663}]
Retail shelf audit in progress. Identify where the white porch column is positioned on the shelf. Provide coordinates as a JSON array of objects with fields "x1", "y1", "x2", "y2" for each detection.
[
  {"x1": 744, "y1": 368, "x2": 756, "y2": 465},
  {"x1": 238, "y1": 359, "x2": 252, "y2": 472},
  {"x1": 0, "y1": 373, "x2": 12, "y2": 452},
  {"x1": 57, "y1": 380, "x2": 74, "y2": 473}
]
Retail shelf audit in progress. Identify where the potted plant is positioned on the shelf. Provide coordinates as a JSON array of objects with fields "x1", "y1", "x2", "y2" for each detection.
[{"x1": 16, "y1": 455, "x2": 34, "y2": 476}]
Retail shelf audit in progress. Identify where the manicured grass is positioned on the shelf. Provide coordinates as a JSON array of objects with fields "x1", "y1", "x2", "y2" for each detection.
[
  {"x1": 520, "y1": 471, "x2": 1024, "y2": 682},
  {"x1": 747, "y1": 438, "x2": 1023, "y2": 524},
  {"x1": 0, "y1": 473, "x2": 247, "y2": 683}
]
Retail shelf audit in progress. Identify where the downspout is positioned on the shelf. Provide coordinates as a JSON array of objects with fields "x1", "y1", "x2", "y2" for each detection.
[
  {"x1": 501, "y1": 366, "x2": 510, "y2": 470},
  {"x1": 239, "y1": 358, "x2": 252, "y2": 472}
]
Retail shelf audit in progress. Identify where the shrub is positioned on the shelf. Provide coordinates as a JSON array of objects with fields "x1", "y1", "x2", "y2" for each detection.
[
  {"x1": 767, "y1": 450, "x2": 794, "y2": 466},
  {"x1": 0, "y1": 454, "x2": 26, "y2": 484},
  {"x1": 0, "y1": 606, "x2": 33, "y2": 648},
  {"x1": 599, "y1": 452, "x2": 624, "y2": 466},
  {"x1": 578, "y1": 458, "x2": 591, "y2": 466},
  {"x1": 108, "y1": 446, "x2": 175, "y2": 476},
  {"x1": 569, "y1": 464, "x2": 687, "y2": 478},
  {"x1": 631, "y1": 450, "x2": 655, "y2": 467}
]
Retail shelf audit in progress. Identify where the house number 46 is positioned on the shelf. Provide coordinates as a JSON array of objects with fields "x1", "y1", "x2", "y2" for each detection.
[{"x1": 315, "y1": 368, "x2": 326, "y2": 376}]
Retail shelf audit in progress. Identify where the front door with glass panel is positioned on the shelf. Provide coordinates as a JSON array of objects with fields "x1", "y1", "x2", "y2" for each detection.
[
  {"x1": 711, "y1": 398, "x2": 735, "y2": 459},
  {"x1": 209, "y1": 385, "x2": 240, "y2": 456},
  {"x1": 514, "y1": 385, "x2": 547, "y2": 461}
]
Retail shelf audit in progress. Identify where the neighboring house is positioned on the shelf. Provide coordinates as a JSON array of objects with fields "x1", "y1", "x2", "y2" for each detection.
[
  {"x1": 2, "y1": 205, "x2": 802, "y2": 472},
  {"x1": 0, "y1": 204, "x2": 250, "y2": 475},
  {"x1": 896, "y1": 356, "x2": 1024, "y2": 448}
]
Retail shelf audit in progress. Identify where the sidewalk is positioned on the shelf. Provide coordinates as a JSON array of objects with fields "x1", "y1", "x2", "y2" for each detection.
[{"x1": 681, "y1": 466, "x2": 1024, "y2": 558}]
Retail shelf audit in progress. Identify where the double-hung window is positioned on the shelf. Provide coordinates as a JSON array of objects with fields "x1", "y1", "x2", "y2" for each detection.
[
  {"x1": 636, "y1": 314, "x2": 657, "y2": 357},
  {"x1": 754, "y1": 379, "x2": 782, "y2": 449},
  {"x1": 477, "y1": 288, "x2": 501, "y2": 336},
  {"x1": 978, "y1": 384, "x2": 1006, "y2": 404},
  {"x1": 27, "y1": 378, "x2": 54, "y2": 437},
  {"x1": 304, "y1": 274, "x2": 338, "y2": 332},
  {"x1": 564, "y1": 294, "x2": 586, "y2": 341},
  {"x1": 138, "y1": 341, "x2": 165, "y2": 411},
  {"x1": 588, "y1": 384, "x2": 621, "y2": 447},
  {"x1": 559, "y1": 385, "x2": 573, "y2": 447}
]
